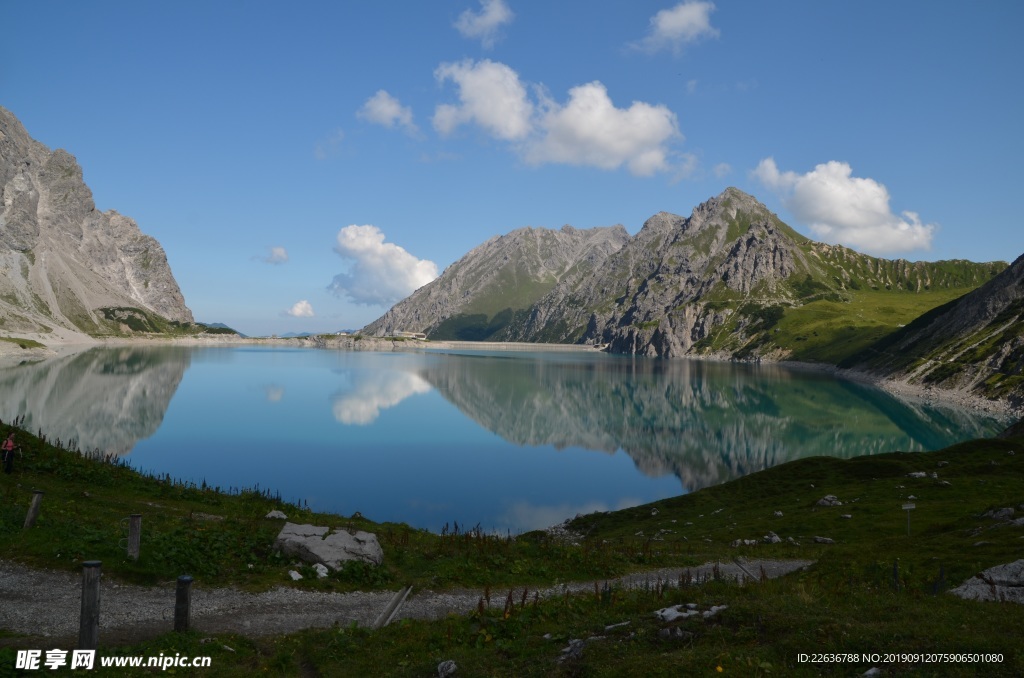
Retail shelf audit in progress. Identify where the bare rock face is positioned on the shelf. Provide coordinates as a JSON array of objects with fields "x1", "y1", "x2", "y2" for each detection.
[
  {"x1": 499, "y1": 188, "x2": 810, "y2": 356},
  {"x1": 273, "y1": 522, "x2": 384, "y2": 569},
  {"x1": 950, "y1": 559, "x2": 1024, "y2": 603},
  {"x1": 0, "y1": 106, "x2": 193, "y2": 336}
]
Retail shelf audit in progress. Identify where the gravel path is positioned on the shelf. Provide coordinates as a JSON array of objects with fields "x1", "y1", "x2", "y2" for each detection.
[{"x1": 0, "y1": 558, "x2": 812, "y2": 646}]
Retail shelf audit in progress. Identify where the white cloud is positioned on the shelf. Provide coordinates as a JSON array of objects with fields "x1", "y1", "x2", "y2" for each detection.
[
  {"x1": 635, "y1": 1, "x2": 719, "y2": 54},
  {"x1": 434, "y1": 60, "x2": 682, "y2": 177},
  {"x1": 261, "y1": 246, "x2": 288, "y2": 264},
  {"x1": 285, "y1": 300, "x2": 314, "y2": 317},
  {"x1": 358, "y1": 90, "x2": 418, "y2": 135},
  {"x1": 332, "y1": 371, "x2": 432, "y2": 425},
  {"x1": 712, "y1": 162, "x2": 732, "y2": 178},
  {"x1": 328, "y1": 225, "x2": 439, "y2": 306},
  {"x1": 753, "y1": 158, "x2": 935, "y2": 253},
  {"x1": 454, "y1": 0, "x2": 514, "y2": 49},
  {"x1": 526, "y1": 82, "x2": 681, "y2": 176},
  {"x1": 433, "y1": 59, "x2": 533, "y2": 141},
  {"x1": 314, "y1": 129, "x2": 344, "y2": 159}
]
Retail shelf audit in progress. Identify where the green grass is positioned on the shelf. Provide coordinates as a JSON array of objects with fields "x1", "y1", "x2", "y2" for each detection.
[
  {"x1": 93, "y1": 307, "x2": 238, "y2": 338},
  {"x1": 769, "y1": 287, "x2": 975, "y2": 363},
  {"x1": 2, "y1": 420, "x2": 1023, "y2": 675},
  {"x1": 0, "y1": 336, "x2": 45, "y2": 350}
]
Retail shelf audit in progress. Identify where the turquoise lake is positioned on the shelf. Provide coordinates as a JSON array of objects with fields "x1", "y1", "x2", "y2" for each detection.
[{"x1": 0, "y1": 345, "x2": 1009, "y2": 533}]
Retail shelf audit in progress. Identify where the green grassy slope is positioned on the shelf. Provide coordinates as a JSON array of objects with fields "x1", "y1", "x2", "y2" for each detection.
[{"x1": 2, "y1": 421, "x2": 1023, "y2": 675}]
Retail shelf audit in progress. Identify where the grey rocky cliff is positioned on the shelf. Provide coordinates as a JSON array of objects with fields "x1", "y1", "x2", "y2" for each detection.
[
  {"x1": 499, "y1": 188, "x2": 809, "y2": 354},
  {"x1": 0, "y1": 106, "x2": 193, "y2": 336},
  {"x1": 362, "y1": 224, "x2": 629, "y2": 339}
]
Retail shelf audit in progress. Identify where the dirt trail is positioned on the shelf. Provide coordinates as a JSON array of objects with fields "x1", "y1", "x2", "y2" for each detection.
[{"x1": 0, "y1": 558, "x2": 811, "y2": 647}]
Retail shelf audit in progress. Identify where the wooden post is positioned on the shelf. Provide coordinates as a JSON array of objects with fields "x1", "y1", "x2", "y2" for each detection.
[
  {"x1": 79, "y1": 561, "x2": 101, "y2": 650},
  {"x1": 23, "y1": 490, "x2": 44, "y2": 529},
  {"x1": 174, "y1": 575, "x2": 193, "y2": 632},
  {"x1": 127, "y1": 514, "x2": 142, "y2": 561}
]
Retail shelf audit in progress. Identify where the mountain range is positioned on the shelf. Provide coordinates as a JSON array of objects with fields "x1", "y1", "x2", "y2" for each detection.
[
  {"x1": 2, "y1": 105, "x2": 1019, "y2": 407},
  {"x1": 363, "y1": 187, "x2": 1020, "y2": 405}
]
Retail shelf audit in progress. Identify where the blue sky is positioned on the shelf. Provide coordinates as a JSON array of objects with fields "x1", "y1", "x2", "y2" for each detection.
[{"x1": 3, "y1": 1, "x2": 1022, "y2": 336}]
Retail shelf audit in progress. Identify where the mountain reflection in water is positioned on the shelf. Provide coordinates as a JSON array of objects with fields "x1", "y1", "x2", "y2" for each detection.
[
  {"x1": 0, "y1": 346, "x2": 1007, "y2": 531},
  {"x1": 416, "y1": 351, "x2": 1002, "y2": 491}
]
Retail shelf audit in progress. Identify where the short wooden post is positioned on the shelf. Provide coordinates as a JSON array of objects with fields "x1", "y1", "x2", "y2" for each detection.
[
  {"x1": 127, "y1": 514, "x2": 142, "y2": 561},
  {"x1": 23, "y1": 490, "x2": 44, "y2": 529},
  {"x1": 174, "y1": 575, "x2": 193, "y2": 632},
  {"x1": 79, "y1": 561, "x2": 101, "y2": 649}
]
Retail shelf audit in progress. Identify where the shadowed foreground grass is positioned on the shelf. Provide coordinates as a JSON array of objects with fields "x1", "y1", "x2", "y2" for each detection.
[{"x1": 1, "y1": 418, "x2": 1023, "y2": 676}]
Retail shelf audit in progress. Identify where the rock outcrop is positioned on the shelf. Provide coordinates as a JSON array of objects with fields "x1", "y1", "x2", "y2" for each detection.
[
  {"x1": 0, "y1": 106, "x2": 193, "y2": 337},
  {"x1": 273, "y1": 522, "x2": 383, "y2": 569},
  {"x1": 950, "y1": 559, "x2": 1024, "y2": 603}
]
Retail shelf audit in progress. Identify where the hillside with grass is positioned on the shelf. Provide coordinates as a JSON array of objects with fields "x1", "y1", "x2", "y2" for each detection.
[
  {"x1": 2, "y1": 419, "x2": 1023, "y2": 675},
  {"x1": 841, "y1": 253, "x2": 1024, "y2": 406}
]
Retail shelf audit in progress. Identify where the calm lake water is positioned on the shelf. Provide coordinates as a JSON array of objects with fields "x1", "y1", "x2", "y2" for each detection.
[{"x1": 0, "y1": 345, "x2": 1009, "y2": 532}]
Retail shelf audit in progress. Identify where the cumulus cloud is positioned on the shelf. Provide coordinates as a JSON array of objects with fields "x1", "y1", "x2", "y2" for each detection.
[
  {"x1": 260, "y1": 246, "x2": 288, "y2": 264},
  {"x1": 526, "y1": 82, "x2": 680, "y2": 176},
  {"x1": 331, "y1": 371, "x2": 432, "y2": 425},
  {"x1": 635, "y1": 1, "x2": 719, "y2": 54},
  {"x1": 285, "y1": 300, "x2": 314, "y2": 317},
  {"x1": 328, "y1": 225, "x2": 438, "y2": 306},
  {"x1": 357, "y1": 90, "x2": 418, "y2": 135},
  {"x1": 433, "y1": 59, "x2": 683, "y2": 176},
  {"x1": 454, "y1": 0, "x2": 514, "y2": 49},
  {"x1": 753, "y1": 158, "x2": 935, "y2": 253},
  {"x1": 433, "y1": 59, "x2": 534, "y2": 141}
]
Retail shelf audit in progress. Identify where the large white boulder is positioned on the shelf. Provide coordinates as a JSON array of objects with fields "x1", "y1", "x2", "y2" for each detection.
[{"x1": 274, "y1": 522, "x2": 383, "y2": 570}]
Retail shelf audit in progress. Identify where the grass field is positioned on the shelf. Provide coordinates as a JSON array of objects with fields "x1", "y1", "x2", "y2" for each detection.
[
  {"x1": 1, "y1": 419, "x2": 1023, "y2": 676},
  {"x1": 768, "y1": 288, "x2": 975, "y2": 364}
]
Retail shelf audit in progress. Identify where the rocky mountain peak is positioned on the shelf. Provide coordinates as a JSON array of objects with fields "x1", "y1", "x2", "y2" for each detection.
[
  {"x1": 0, "y1": 106, "x2": 194, "y2": 337},
  {"x1": 362, "y1": 222, "x2": 629, "y2": 339}
]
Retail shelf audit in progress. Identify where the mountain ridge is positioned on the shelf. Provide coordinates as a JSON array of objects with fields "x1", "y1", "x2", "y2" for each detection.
[
  {"x1": 364, "y1": 187, "x2": 1007, "y2": 363},
  {"x1": 362, "y1": 223, "x2": 630, "y2": 339}
]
